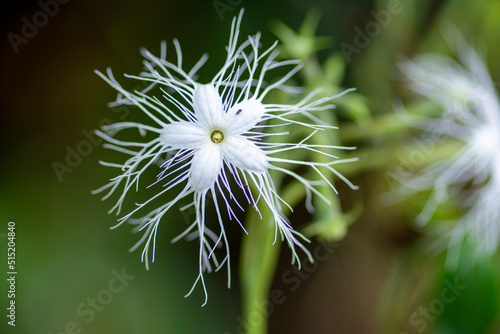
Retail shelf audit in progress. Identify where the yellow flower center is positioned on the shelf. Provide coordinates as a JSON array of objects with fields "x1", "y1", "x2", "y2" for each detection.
[{"x1": 211, "y1": 130, "x2": 224, "y2": 144}]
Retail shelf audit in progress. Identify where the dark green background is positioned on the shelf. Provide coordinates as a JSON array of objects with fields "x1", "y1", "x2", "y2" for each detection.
[{"x1": 1, "y1": 0, "x2": 500, "y2": 333}]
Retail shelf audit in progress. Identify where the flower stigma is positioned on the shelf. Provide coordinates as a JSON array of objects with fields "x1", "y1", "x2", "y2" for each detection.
[{"x1": 210, "y1": 130, "x2": 224, "y2": 144}]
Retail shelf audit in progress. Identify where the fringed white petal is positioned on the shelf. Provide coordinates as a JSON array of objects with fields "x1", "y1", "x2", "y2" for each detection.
[
  {"x1": 224, "y1": 98, "x2": 266, "y2": 135},
  {"x1": 193, "y1": 84, "x2": 224, "y2": 128},
  {"x1": 160, "y1": 121, "x2": 207, "y2": 149},
  {"x1": 189, "y1": 144, "x2": 223, "y2": 192},
  {"x1": 221, "y1": 136, "x2": 268, "y2": 173}
]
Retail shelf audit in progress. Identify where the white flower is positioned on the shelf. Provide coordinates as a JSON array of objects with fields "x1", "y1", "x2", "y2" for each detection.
[
  {"x1": 93, "y1": 10, "x2": 357, "y2": 304},
  {"x1": 393, "y1": 35, "x2": 500, "y2": 268}
]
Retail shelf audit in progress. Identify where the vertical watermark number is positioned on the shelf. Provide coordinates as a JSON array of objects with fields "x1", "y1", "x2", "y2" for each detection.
[{"x1": 6, "y1": 221, "x2": 17, "y2": 327}]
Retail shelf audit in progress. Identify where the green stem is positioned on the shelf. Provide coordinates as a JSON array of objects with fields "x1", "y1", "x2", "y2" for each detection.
[{"x1": 239, "y1": 205, "x2": 281, "y2": 334}]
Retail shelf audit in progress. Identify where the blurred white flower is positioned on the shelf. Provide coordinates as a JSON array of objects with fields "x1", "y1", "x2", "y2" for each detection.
[
  {"x1": 395, "y1": 36, "x2": 500, "y2": 267},
  {"x1": 93, "y1": 10, "x2": 357, "y2": 304}
]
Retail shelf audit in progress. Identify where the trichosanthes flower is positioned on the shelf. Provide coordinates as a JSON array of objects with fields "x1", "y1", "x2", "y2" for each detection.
[
  {"x1": 93, "y1": 10, "x2": 357, "y2": 304},
  {"x1": 392, "y1": 35, "x2": 500, "y2": 268}
]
